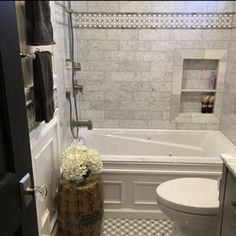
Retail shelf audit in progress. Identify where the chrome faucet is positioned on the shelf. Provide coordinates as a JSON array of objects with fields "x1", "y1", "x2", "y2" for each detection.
[{"x1": 72, "y1": 120, "x2": 93, "y2": 130}]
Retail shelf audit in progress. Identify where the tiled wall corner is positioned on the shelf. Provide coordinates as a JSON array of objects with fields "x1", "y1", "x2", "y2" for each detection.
[{"x1": 221, "y1": 16, "x2": 236, "y2": 144}]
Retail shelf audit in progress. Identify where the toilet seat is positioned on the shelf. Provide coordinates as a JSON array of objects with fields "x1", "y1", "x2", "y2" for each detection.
[{"x1": 156, "y1": 178, "x2": 219, "y2": 215}]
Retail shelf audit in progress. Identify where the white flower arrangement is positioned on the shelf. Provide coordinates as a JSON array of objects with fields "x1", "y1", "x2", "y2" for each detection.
[{"x1": 61, "y1": 144, "x2": 103, "y2": 183}]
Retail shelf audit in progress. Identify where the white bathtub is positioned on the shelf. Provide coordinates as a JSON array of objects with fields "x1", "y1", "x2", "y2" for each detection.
[{"x1": 80, "y1": 129, "x2": 236, "y2": 219}]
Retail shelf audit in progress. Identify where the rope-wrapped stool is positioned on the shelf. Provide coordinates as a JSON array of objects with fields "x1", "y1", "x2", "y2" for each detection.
[{"x1": 57, "y1": 175, "x2": 103, "y2": 236}]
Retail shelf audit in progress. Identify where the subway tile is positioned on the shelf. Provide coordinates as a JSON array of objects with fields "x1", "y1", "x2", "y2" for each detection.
[
  {"x1": 89, "y1": 61, "x2": 120, "y2": 71},
  {"x1": 138, "y1": 30, "x2": 170, "y2": 41},
  {"x1": 176, "y1": 41, "x2": 204, "y2": 49},
  {"x1": 184, "y1": 1, "x2": 218, "y2": 13},
  {"x1": 148, "y1": 120, "x2": 176, "y2": 129},
  {"x1": 93, "y1": 119, "x2": 120, "y2": 128},
  {"x1": 107, "y1": 30, "x2": 138, "y2": 40},
  {"x1": 77, "y1": 29, "x2": 107, "y2": 40},
  {"x1": 89, "y1": 80, "x2": 114, "y2": 91},
  {"x1": 202, "y1": 30, "x2": 231, "y2": 41},
  {"x1": 88, "y1": 40, "x2": 119, "y2": 51},
  {"x1": 203, "y1": 41, "x2": 229, "y2": 49},
  {"x1": 150, "y1": 82, "x2": 172, "y2": 92},
  {"x1": 176, "y1": 123, "x2": 205, "y2": 130},
  {"x1": 119, "y1": 40, "x2": 154, "y2": 53},
  {"x1": 135, "y1": 72, "x2": 172, "y2": 82},
  {"x1": 86, "y1": 1, "x2": 119, "y2": 12},
  {"x1": 150, "y1": 41, "x2": 176, "y2": 51},
  {"x1": 105, "y1": 110, "x2": 133, "y2": 119},
  {"x1": 110, "y1": 72, "x2": 135, "y2": 81},
  {"x1": 105, "y1": 51, "x2": 136, "y2": 62},
  {"x1": 152, "y1": 1, "x2": 185, "y2": 12},
  {"x1": 87, "y1": 51, "x2": 105, "y2": 61},
  {"x1": 138, "y1": 41, "x2": 151, "y2": 51},
  {"x1": 119, "y1": 119, "x2": 148, "y2": 128},
  {"x1": 119, "y1": 41, "x2": 138, "y2": 51},
  {"x1": 104, "y1": 91, "x2": 134, "y2": 100},
  {"x1": 119, "y1": 61, "x2": 150, "y2": 72},
  {"x1": 170, "y1": 30, "x2": 202, "y2": 41},
  {"x1": 134, "y1": 111, "x2": 163, "y2": 120},
  {"x1": 217, "y1": 1, "x2": 234, "y2": 12},
  {"x1": 79, "y1": 101, "x2": 90, "y2": 109},
  {"x1": 119, "y1": 1, "x2": 152, "y2": 12},
  {"x1": 162, "y1": 111, "x2": 170, "y2": 120},
  {"x1": 150, "y1": 61, "x2": 173, "y2": 72},
  {"x1": 204, "y1": 49, "x2": 228, "y2": 61},
  {"x1": 79, "y1": 71, "x2": 105, "y2": 80},
  {"x1": 148, "y1": 101, "x2": 170, "y2": 111},
  {"x1": 134, "y1": 92, "x2": 160, "y2": 101},
  {"x1": 90, "y1": 101, "x2": 122, "y2": 110},
  {"x1": 121, "y1": 101, "x2": 148, "y2": 111},
  {"x1": 71, "y1": 1, "x2": 87, "y2": 12},
  {"x1": 81, "y1": 91, "x2": 104, "y2": 100},
  {"x1": 80, "y1": 110, "x2": 104, "y2": 119},
  {"x1": 135, "y1": 51, "x2": 169, "y2": 62}
]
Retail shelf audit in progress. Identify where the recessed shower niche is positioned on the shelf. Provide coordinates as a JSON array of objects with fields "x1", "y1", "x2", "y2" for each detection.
[
  {"x1": 171, "y1": 49, "x2": 227, "y2": 124},
  {"x1": 181, "y1": 59, "x2": 219, "y2": 114}
]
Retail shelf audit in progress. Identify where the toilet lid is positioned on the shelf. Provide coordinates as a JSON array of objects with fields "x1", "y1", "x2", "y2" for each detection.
[{"x1": 156, "y1": 178, "x2": 219, "y2": 215}]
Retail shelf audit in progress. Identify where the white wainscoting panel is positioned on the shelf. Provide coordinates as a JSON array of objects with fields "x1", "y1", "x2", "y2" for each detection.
[
  {"x1": 30, "y1": 116, "x2": 60, "y2": 235},
  {"x1": 104, "y1": 181, "x2": 124, "y2": 205},
  {"x1": 133, "y1": 181, "x2": 161, "y2": 205}
]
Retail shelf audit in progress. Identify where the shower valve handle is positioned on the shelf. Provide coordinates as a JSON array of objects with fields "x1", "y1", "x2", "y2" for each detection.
[
  {"x1": 74, "y1": 84, "x2": 84, "y2": 94},
  {"x1": 74, "y1": 62, "x2": 81, "y2": 71}
]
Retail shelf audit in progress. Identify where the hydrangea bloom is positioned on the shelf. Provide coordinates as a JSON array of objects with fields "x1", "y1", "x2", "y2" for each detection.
[{"x1": 61, "y1": 144, "x2": 103, "y2": 182}]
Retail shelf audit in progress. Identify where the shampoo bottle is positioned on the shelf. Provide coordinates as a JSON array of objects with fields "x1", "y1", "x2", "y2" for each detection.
[{"x1": 208, "y1": 71, "x2": 216, "y2": 90}]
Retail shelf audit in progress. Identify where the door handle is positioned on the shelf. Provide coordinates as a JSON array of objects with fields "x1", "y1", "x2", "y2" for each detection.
[
  {"x1": 25, "y1": 184, "x2": 48, "y2": 201},
  {"x1": 19, "y1": 173, "x2": 48, "y2": 209}
]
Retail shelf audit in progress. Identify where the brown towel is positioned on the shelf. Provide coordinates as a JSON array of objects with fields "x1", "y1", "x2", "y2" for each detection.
[
  {"x1": 25, "y1": 1, "x2": 55, "y2": 46},
  {"x1": 33, "y1": 51, "x2": 54, "y2": 123}
]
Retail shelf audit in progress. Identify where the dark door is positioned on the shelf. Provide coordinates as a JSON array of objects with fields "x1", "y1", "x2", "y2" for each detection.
[{"x1": 0, "y1": 2, "x2": 38, "y2": 236}]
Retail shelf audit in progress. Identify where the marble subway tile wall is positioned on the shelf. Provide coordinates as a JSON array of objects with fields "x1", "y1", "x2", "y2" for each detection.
[
  {"x1": 52, "y1": 2, "x2": 74, "y2": 150},
  {"x1": 74, "y1": 1, "x2": 233, "y2": 129},
  {"x1": 221, "y1": 3, "x2": 236, "y2": 144}
]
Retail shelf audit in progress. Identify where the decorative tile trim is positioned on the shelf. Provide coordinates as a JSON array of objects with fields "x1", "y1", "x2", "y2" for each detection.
[{"x1": 75, "y1": 12, "x2": 234, "y2": 29}]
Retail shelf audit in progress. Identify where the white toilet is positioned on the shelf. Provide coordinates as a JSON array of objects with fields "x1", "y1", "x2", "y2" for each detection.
[{"x1": 156, "y1": 178, "x2": 219, "y2": 236}]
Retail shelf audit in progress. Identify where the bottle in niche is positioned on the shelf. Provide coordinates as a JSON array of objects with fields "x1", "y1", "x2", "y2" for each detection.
[
  {"x1": 207, "y1": 96, "x2": 215, "y2": 113},
  {"x1": 201, "y1": 95, "x2": 209, "y2": 113},
  {"x1": 208, "y1": 71, "x2": 216, "y2": 90}
]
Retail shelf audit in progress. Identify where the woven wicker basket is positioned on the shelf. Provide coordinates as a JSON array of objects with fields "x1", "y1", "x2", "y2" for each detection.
[{"x1": 57, "y1": 175, "x2": 104, "y2": 236}]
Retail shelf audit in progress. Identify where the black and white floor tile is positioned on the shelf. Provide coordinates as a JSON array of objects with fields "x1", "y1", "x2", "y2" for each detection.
[{"x1": 102, "y1": 218, "x2": 173, "y2": 236}]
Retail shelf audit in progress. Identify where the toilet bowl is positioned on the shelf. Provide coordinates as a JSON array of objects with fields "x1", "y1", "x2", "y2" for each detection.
[{"x1": 156, "y1": 178, "x2": 219, "y2": 236}]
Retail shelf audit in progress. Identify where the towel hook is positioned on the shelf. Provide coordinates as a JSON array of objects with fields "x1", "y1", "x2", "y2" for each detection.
[{"x1": 20, "y1": 52, "x2": 36, "y2": 60}]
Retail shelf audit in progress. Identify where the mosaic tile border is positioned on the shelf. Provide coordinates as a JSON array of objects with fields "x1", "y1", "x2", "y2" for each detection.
[{"x1": 75, "y1": 12, "x2": 234, "y2": 29}]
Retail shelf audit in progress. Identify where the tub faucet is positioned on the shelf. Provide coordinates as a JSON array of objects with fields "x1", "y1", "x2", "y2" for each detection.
[{"x1": 72, "y1": 120, "x2": 93, "y2": 130}]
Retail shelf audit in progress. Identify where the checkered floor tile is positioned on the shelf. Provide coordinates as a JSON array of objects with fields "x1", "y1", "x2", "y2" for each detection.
[{"x1": 102, "y1": 218, "x2": 173, "y2": 236}]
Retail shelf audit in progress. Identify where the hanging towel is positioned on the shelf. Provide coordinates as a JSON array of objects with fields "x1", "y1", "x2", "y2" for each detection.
[
  {"x1": 25, "y1": 1, "x2": 55, "y2": 46},
  {"x1": 33, "y1": 51, "x2": 54, "y2": 123}
]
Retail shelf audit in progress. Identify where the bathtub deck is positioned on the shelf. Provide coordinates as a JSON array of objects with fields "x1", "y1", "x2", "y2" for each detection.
[{"x1": 102, "y1": 218, "x2": 173, "y2": 236}]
